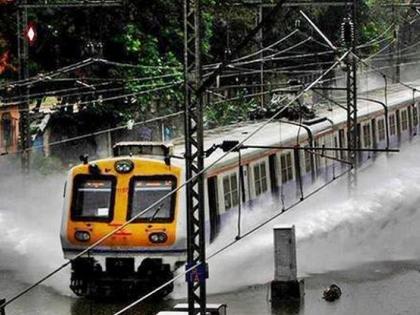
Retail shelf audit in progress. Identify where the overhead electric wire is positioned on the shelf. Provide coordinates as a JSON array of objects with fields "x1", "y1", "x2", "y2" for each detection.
[
  {"x1": 0, "y1": 58, "x2": 182, "y2": 90},
  {"x1": 111, "y1": 52, "x2": 351, "y2": 315},
  {"x1": 203, "y1": 29, "x2": 300, "y2": 70},
  {"x1": 0, "y1": 111, "x2": 184, "y2": 158},
  {"x1": 0, "y1": 58, "x2": 97, "y2": 89},
  {"x1": 362, "y1": 38, "x2": 396, "y2": 62},
  {"x1": 95, "y1": 58, "x2": 182, "y2": 70},
  {"x1": 0, "y1": 80, "x2": 181, "y2": 108},
  {"x1": 1, "y1": 48, "x2": 349, "y2": 312},
  {"x1": 0, "y1": 81, "x2": 182, "y2": 114},
  {"x1": 232, "y1": 29, "x2": 300, "y2": 62}
]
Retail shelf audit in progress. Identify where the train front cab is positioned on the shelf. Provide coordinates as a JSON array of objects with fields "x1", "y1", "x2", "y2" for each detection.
[{"x1": 60, "y1": 156, "x2": 185, "y2": 298}]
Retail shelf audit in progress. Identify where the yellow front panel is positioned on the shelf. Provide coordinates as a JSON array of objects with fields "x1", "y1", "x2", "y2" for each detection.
[{"x1": 66, "y1": 158, "x2": 181, "y2": 249}]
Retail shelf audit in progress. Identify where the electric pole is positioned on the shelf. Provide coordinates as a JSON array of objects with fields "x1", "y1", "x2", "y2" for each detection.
[
  {"x1": 184, "y1": 0, "x2": 207, "y2": 314},
  {"x1": 258, "y1": 3, "x2": 264, "y2": 108},
  {"x1": 342, "y1": 1, "x2": 358, "y2": 174},
  {"x1": 17, "y1": 0, "x2": 30, "y2": 173}
]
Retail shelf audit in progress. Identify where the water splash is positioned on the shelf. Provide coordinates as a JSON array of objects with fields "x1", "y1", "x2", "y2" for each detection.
[
  {"x1": 193, "y1": 138, "x2": 420, "y2": 295},
  {"x1": 0, "y1": 170, "x2": 72, "y2": 296}
]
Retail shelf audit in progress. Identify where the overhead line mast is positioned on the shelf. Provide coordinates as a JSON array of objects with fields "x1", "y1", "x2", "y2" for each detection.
[
  {"x1": 183, "y1": 0, "x2": 359, "y2": 314},
  {"x1": 184, "y1": 1, "x2": 207, "y2": 314},
  {"x1": 342, "y1": 0, "x2": 358, "y2": 168}
]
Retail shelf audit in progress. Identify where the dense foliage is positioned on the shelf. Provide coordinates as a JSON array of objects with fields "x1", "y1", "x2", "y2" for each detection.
[{"x1": 0, "y1": 0, "x2": 413, "y2": 130}]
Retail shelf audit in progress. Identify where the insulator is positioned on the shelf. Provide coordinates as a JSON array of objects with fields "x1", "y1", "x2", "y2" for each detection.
[{"x1": 341, "y1": 17, "x2": 354, "y2": 47}]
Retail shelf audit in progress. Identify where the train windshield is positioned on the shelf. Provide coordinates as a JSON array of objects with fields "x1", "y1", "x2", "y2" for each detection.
[
  {"x1": 128, "y1": 177, "x2": 176, "y2": 222},
  {"x1": 72, "y1": 176, "x2": 115, "y2": 221}
]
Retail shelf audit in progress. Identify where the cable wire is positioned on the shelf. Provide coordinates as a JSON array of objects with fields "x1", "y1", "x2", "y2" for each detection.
[{"x1": 0, "y1": 49, "x2": 349, "y2": 311}]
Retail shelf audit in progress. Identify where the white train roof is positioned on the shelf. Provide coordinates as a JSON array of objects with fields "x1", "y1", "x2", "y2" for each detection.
[{"x1": 172, "y1": 81, "x2": 420, "y2": 172}]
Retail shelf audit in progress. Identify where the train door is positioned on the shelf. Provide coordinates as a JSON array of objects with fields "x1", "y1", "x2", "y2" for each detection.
[
  {"x1": 207, "y1": 176, "x2": 220, "y2": 242},
  {"x1": 396, "y1": 109, "x2": 401, "y2": 139},
  {"x1": 371, "y1": 118, "x2": 377, "y2": 149},
  {"x1": 242, "y1": 164, "x2": 250, "y2": 202},
  {"x1": 338, "y1": 128, "x2": 345, "y2": 160},
  {"x1": 269, "y1": 154, "x2": 278, "y2": 192},
  {"x1": 408, "y1": 106, "x2": 413, "y2": 137}
]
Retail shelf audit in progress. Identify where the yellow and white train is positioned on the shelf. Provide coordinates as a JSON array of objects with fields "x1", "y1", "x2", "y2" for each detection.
[{"x1": 60, "y1": 84, "x2": 420, "y2": 298}]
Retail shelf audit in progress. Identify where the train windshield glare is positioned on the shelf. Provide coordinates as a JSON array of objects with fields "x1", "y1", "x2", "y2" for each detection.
[
  {"x1": 129, "y1": 178, "x2": 175, "y2": 222},
  {"x1": 72, "y1": 177, "x2": 115, "y2": 220}
]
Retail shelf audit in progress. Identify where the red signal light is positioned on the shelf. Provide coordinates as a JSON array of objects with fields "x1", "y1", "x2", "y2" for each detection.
[{"x1": 24, "y1": 22, "x2": 37, "y2": 45}]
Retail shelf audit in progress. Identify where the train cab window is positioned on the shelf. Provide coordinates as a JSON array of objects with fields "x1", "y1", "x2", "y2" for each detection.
[
  {"x1": 223, "y1": 173, "x2": 238, "y2": 211},
  {"x1": 389, "y1": 114, "x2": 396, "y2": 136},
  {"x1": 362, "y1": 124, "x2": 371, "y2": 147},
  {"x1": 401, "y1": 110, "x2": 408, "y2": 131},
  {"x1": 253, "y1": 161, "x2": 268, "y2": 196},
  {"x1": 71, "y1": 176, "x2": 116, "y2": 221},
  {"x1": 280, "y1": 152, "x2": 293, "y2": 183},
  {"x1": 378, "y1": 119, "x2": 385, "y2": 141},
  {"x1": 128, "y1": 177, "x2": 176, "y2": 222}
]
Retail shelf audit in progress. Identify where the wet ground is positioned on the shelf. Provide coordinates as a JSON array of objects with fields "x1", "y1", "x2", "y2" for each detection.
[{"x1": 2, "y1": 259, "x2": 420, "y2": 315}]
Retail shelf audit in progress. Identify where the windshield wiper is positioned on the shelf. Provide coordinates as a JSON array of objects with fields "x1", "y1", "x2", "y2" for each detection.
[{"x1": 149, "y1": 204, "x2": 163, "y2": 222}]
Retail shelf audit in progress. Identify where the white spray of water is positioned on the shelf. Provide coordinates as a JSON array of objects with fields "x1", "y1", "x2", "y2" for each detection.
[
  {"x1": 0, "y1": 170, "x2": 72, "y2": 296},
  {"x1": 171, "y1": 138, "x2": 420, "y2": 296}
]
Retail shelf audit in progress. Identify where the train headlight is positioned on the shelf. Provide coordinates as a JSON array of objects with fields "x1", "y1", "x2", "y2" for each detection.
[
  {"x1": 115, "y1": 160, "x2": 134, "y2": 173},
  {"x1": 149, "y1": 232, "x2": 168, "y2": 244},
  {"x1": 74, "y1": 231, "x2": 91, "y2": 242}
]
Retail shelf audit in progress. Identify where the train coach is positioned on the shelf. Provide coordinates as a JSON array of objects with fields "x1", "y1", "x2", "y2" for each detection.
[{"x1": 60, "y1": 84, "x2": 420, "y2": 298}]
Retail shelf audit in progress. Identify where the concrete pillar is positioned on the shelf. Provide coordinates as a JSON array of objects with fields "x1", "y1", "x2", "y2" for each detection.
[{"x1": 271, "y1": 226, "x2": 303, "y2": 303}]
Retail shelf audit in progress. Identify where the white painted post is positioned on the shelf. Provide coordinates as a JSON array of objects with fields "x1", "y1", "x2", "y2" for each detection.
[
  {"x1": 271, "y1": 225, "x2": 303, "y2": 303},
  {"x1": 274, "y1": 226, "x2": 297, "y2": 281}
]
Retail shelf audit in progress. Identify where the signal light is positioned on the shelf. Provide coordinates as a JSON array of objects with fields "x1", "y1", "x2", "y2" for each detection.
[{"x1": 24, "y1": 22, "x2": 37, "y2": 46}]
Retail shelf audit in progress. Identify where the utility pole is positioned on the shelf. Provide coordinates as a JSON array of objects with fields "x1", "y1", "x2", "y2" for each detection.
[
  {"x1": 342, "y1": 1, "x2": 358, "y2": 170},
  {"x1": 17, "y1": 0, "x2": 30, "y2": 173},
  {"x1": 184, "y1": 1, "x2": 207, "y2": 315},
  {"x1": 258, "y1": 3, "x2": 264, "y2": 108}
]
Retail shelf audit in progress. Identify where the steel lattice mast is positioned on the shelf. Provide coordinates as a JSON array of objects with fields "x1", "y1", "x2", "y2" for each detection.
[
  {"x1": 343, "y1": 1, "x2": 358, "y2": 168},
  {"x1": 183, "y1": 0, "x2": 207, "y2": 314}
]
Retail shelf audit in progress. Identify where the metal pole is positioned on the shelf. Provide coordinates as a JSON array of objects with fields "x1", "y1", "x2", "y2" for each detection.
[
  {"x1": 258, "y1": 4, "x2": 264, "y2": 108},
  {"x1": 184, "y1": 0, "x2": 207, "y2": 314},
  {"x1": 0, "y1": 299, "x2": 5, "y2": 315},
  {"x1": 17, "y1": 1, "x2": 31, "y2": 173}
]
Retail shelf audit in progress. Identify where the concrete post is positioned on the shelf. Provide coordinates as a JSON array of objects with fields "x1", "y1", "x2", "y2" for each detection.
[{"x1": 271, "y1": 226, "x2": 303, "y2": 303}]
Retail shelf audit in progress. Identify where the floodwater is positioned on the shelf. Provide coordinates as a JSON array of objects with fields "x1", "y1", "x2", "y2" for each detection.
[
  {"x1": 2, "y1": 264, "x2": 420, "y2": 315},
  {"x1": 2, "y1": 136, "x2": 420, "y2": 315}
]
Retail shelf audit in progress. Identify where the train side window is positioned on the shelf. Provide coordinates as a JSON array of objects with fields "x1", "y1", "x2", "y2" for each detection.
[
  {"x1": 128, "y1": 176, "x2": 176, "y2": 222},
  {"x1": 362, "y1": 124, "x2": 371, "y2": 147},
  {"x1": 280, "y1": 152, "x2": 293, "y2": 183},
  {"x1": 389, "y1": 114, "x2": 396, "y2": 135},
  {"x1": 223, "y1": 173, "x2": 238, "y2": 211},
  {"x1": 378, "y1": 119, "x2": 385, "y2": 141},
  {"x1": 253, "y1": 161, "x2": 268, "y2": 196},
  {"x1": 71, "y1": 175, "x2": 116, "y2": 221},
  {"x1": 413, "y1": 106, "x2": 418, "y2": 126},
  {"x1": 401, "y1": 110, "x2": 408, "y2": 131}
]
